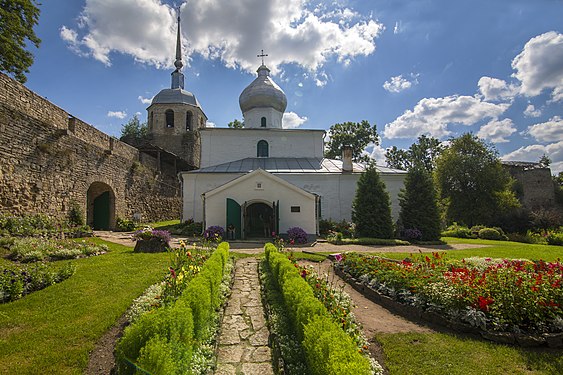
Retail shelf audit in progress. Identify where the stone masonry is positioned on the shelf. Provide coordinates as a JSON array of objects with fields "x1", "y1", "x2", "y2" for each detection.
[
  {"x1": 0, "y1": 72, "x2": 182, "y2": 227},
  {"x1": 215, "y1": 258, "x2": 274, "y2": 375}
]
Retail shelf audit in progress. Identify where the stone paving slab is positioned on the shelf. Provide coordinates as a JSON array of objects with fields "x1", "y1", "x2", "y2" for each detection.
[{"x1": 216, "y1": 258, "x2": 274, "y2": 375}]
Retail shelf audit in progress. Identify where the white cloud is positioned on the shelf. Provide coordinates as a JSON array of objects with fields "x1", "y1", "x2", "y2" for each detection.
[
  {"x1": 282, "y1": 111, "x2": 308, "y2": 129},
  {"x1": 365, "y1": 143, "x2": 386, "y2": 164},
  {"x1": 206, "y1": 121, "x2": 216, "y2": 128},
  {"x1": 526, "y1": 116, "x2": 563, "y2": 143},
  {"x1": 512, "y1": 31, "x2": 563, "y2": 101},
  {"x1": 523, "y1": 104, "x2": 541, "y2": 117},
  {"x1": 477, "y1": 77, "x2": 518, "y2": 102},
  {"x1": 383, "y1": 74, "x2": 417, "y2": 93},
  {"x1": 138, "y1": 95, "x2": 153, "y2": 105},
  {"x1": 60, "y1": 0, "x2": 384, "y2": 77},
  {"x1": 384, "y1": 95, "x2": 509, "y2": 139},
  {"x1": 502, "y1": 140, "x2": 563, "y2": 174},
  {"x1": 393, "y1": 21, "x2": 402, "y2": 34},
  {"x1": 477, "y1": 118, "x2": 516, "y2": 143},
  {"x1": 107, "y1": 110, "x2": 127, "y2": 119}
]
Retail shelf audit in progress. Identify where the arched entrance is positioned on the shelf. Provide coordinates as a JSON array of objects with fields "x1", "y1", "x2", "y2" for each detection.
[
  {"x1": 87, "y1": 182, "x2": 115, "y2": 230},
  {"x1": 244, "y1": 202, "x2": 273, "y2": 238}
]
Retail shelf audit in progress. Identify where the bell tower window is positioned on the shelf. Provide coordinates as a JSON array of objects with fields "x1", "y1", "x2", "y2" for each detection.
[
  {"x1": 186, "y1": 111, "x2": 193, "y2": 131},
  {"x1": 257, "y1": 140, "x2": 269, "y2": 157},
  {"x1": 261, "y1": 117, "x2": 267, "y2": 128},
  {"x1": 165, "y1": 109, "x2": 174, "y2": 128}
]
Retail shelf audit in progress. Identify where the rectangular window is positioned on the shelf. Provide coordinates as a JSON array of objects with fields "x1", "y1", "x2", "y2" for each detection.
[{"x1": 291, "y1": 206, "x2": 300, "y2": 213}]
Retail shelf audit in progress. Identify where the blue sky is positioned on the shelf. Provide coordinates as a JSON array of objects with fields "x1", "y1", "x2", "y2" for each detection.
[{"x1": 22, "y1": 0, "x2": 563, "y2": 172}]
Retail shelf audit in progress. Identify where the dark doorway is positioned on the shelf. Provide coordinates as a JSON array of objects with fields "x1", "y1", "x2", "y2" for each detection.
[
  {"x1": 244, "y1": 202, "x2": 273, "y2": 238},
  {"x1": 87, "y1": 182, "x2": 115, "y2": 230}
]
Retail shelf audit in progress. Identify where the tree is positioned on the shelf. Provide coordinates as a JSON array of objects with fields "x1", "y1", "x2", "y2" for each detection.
[
  {"x1": 120, "y1": 115, "x2": 148, "y2": 141},
  {"x1": 324, "y1": 120, "x2": 379, "y2": 163},
  {"x1": 352, "y1": 165, "x2": 394, "y2": 238},
  {"x1": 539, "y1": 154, "x2": 551, "y2": 167},
  {"x1": 386, "y1": 135, "x2": 444, "y2": 172},
  {"x1": 228, "y1": 119, "x2": 244, "y2": 128},
  {"x1": 398, "y1": 167, "x2": 441, "y2": 241},
  {"x1": 434, "y1": 133, "x2": 519, "y2": 227},
  {"x1": 0, "y1": 0, "x2": 41, "y2": 83}
]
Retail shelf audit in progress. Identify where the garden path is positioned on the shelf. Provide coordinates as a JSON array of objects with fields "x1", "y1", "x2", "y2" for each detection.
[
  {"x1": 215, "y1": 258, "x2": 274, "y2": 375},
  {"x1": 298, "y1": 259, "x2": 434, "y2": 335}
]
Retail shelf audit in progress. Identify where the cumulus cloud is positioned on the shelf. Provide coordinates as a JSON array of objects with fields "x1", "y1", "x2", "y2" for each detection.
[
  {"x1": 502, "y1": 140, "x2": 563, "y2": 173},
  {"x1": 60, "y1": 0, "x2": 384, "y2": 78},
  {"x1": 477, "y1": 77, "x2": 518, "y2": 102},
  {"x1": 383, "y1": 74, "x2": 418, "y2": 93},
  {"x1": 477, "y1": 118, "x2": 516, "y2": 143},
  {"x1": 206, "y1": 121, "x2": 216, "y2": 128},
  {"x1": 365, "y1": 143, "x2": 387, "y2": 164},
  {"x1": 512, "y1": 31, "x2": 563, "y2": 101},
  {"x1": 526, "y1": 116, "x2": 563, "y2": 143},
  {"x1": 107, "y1": 110, "x2": 127, "y2": 119},
  {"x1": 138, "y1": 95, "x2": 153, "y2": 105},
  {"x1": 383, "y1": 95, "x2": 509, "y2": 139},
  {"x1": 283, "y1": 111, "x2": 308, "y2": 129},
  {"x1": 523, "y1": 104, "x2": 541, "y2": 117}
]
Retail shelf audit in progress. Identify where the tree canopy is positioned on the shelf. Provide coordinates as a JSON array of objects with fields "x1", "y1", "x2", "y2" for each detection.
[
  {"x1": 352, "y1": 165, "x2": 394, "y2": 238},
  {"x1": 386, "y1": 135, "x2": 444, "y2": 172},
  {"x1": 120, "y1": 115, "x2": 148, "y2": 142},
  {"x1": 0, "y1": 0, "x2": 41, "y2": 83},
  {"x1": 434, "y1": 133, "x2": 519, "y2": 227},
  {"x1": 227, "y1": 119, "x2": 244, "y2": 128},
  {"x1": 324, "y1": 120, "x2": 379, "y2": 163}
]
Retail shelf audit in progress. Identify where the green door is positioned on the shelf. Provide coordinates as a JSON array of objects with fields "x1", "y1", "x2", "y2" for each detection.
[
  {"x1": 226, "y1": 198, "x2": 241, "y2": 239},
  {"x1": 93, "y1": 191, "x2": 110, "y2": 230}
]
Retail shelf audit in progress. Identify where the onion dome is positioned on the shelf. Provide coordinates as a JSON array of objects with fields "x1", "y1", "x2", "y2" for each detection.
[{"x1": 239, "y1": 65, "x2": 287, "y2": 113}]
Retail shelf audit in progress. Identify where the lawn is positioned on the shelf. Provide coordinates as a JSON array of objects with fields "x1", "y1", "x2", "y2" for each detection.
[{"x1": 0, "y1": 239, "x2": 169, "y2": 374}]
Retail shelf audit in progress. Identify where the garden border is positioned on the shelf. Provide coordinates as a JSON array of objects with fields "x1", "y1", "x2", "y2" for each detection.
[{"x1": 334, "y1": 265, "x2": 563, "y2": 349}]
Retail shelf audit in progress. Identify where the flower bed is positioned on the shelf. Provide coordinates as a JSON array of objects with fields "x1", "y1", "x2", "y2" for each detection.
[
  {"x1": 115, "y1": 242, "x2": 231, "y2": 374},
  {"x1": 263, "y1": 244, "x2": 380, "y2": 374},
  {"x1": 1, "y1": 262, "x2": 75, "y2": 303},
  {"x1": 336, "y1": 253, "x2": 563, "y2": 347},
  {"x1": 6, "y1": 237, "x2": 107, "y2": 262},
  {"x1": 132, "y1": 227, "x2": 171, "y2": 253}
]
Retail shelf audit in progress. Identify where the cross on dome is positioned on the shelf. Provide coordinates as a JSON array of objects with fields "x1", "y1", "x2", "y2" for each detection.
[{"x1": 257, "y1": 49, "x2": 268, "y2": 66}]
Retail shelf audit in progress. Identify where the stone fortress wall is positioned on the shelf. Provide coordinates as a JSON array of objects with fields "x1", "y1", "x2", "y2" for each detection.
[{"x1": 0, "y1": 72, "x2": 181, "y2": 228}]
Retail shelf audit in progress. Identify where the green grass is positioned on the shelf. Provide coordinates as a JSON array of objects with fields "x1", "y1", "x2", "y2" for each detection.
[
  {"x1": 0, "y1": 239, "x2": 169, "y2": 374},
  {"x1": 376, "y1": 332, "x2": 563, "y2": 375},
  {"x1": 144, "y1": 219, "x2": 181, "y2": 230}
]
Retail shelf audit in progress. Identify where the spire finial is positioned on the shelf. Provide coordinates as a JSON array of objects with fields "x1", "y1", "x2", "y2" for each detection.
[
  {"x1": 174, "y1": 7, "x2": 183, "y2": 71},
  {"x1": 257, "y1": 49, "x2": 268, "y2": 66}
]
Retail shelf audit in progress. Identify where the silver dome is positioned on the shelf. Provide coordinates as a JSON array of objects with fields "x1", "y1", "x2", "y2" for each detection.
[
  {"x1": 151, "y1": 88, "x2": 202, "y2": 108},
  {"x1": 239, "y1": 65, "x2": 287, "y2": 113}
]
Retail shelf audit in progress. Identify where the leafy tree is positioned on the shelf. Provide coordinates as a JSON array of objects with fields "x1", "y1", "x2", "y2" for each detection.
[
  {"x1": 0, "y1": 0, "x2": 41, "y2": 83},
  {"x1": 434, "y1": 133, "x2": 519, "y2": 227},
  {"x1": 120, "y1": 115, "x2": 148, "y2": 141},
  {"x1": 352, "y1": 165, "x2": 394, "y2": 238},
  {"x1": 227, "y1": 119, "x2": 244, "y2": 128},
  {"x1": 553, "y1": 172, "x2": 563, "y2": 207},
  {"x1": 539, "y1": 154, "x2": 551, "y2": 167},
  {"x1": 386, "y1": 135, "x2": 444, "y2": 172},
  {"x1": 325, "y1": 120, "x2": 379, "y2": 163},
  {"x1": 398, "y1": 167, "x2": 441, "y2": 241}
]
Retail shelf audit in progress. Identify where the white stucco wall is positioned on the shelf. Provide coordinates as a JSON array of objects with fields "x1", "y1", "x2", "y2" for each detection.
[
  {"x1": 199, "y1": 128, "x2": 325, "y2": 168},
  {"x1": 203, "y1": 171, "x2": 316, "y2": 235},
  {"x1": 181, "y1": 170, "x2": 406, "y2": 230},
  {"x1": 243, "y1": 107, "x2": 283, "y2": 129}
]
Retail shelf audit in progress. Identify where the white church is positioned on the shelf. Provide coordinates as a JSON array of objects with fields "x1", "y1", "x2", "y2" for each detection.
[{"x1": 149, "y1": 17, "x2": 406, "y2": 241}]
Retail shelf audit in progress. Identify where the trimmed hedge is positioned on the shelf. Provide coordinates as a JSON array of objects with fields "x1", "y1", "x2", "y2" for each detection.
[
  {"x1": 115, "y1": 242, "x2": 230, "y2": 375},
  {"x1": 264, "y1": 243, "x2": 371, "y2": 374}
]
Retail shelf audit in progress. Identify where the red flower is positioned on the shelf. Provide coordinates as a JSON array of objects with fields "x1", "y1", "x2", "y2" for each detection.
[
  {"x1": 169, "y1": 267, "x2": 176, "y2": 279},
  {"x1": 477, "y1": 296, "x2": 494, "y2": 312},
  {"x1": 301, "y1": 270, "x2": 307, "y2": 278}
]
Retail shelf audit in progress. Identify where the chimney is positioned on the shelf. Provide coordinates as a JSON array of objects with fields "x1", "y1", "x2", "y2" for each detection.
[{"x1": 342, "y1": 145, "x2": 353, "y2": 172}]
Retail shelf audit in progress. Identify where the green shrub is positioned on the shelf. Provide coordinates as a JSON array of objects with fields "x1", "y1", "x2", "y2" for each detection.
[
  {"x1": 67, "y1": 201, "x2": 85, "y2": 227},
  {"x1": 135, "y1": 336, "x2": 177, "y2": 375},
  {"x1": 441, "y1": 223, "x2": 474, "y2": 238},
  {"x1": 116, "y1": 217, "x2": 137, "y2": 232},
  {"x1": 478, "y1": 228, "x2": 508, "y2": 241},
  {"x1": 546, "y1": 230, "x2": 563, "y2": 246}
]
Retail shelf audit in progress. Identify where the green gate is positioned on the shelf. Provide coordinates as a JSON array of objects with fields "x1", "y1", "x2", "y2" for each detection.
[
  {"x1": 93, "y1": 191, "x2": 110, "y2": 230},
  {"x1": 226, "y1": 198, "x2": 241, "y2": 239}
]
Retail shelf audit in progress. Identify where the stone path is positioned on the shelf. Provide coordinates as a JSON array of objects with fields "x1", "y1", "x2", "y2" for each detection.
[{"x1": 215, "y1": 258, "x2": 274, "y2": 375}]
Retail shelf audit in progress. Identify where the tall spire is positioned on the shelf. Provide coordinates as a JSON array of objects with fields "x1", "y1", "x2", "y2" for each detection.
[{"x1": 171, "y1": 8, "x2": 184, "y2": 89}]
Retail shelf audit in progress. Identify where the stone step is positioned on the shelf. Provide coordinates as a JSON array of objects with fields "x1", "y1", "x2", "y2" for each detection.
[{"x1": 215, "y1": 258, "x2": 274, "y2": 375}]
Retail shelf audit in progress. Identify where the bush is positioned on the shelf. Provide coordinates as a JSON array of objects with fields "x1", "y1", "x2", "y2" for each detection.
[
  {"x1": 531, "y1": 209, "x2": 562, "y2": 231},
  {"x1": 441, "y1": 223, "x2": 474, "y2": 238},
  {"x1": 264, "y1": 244, "x2": 372, "y2": 373},
  {"x1": 203, "y1": 226, "x2": 224, "y2": 242},
  {"x1": 67, "y1": 201, "x2": 85, "y2": 227},
  {"x1": 287, "y1": 226, "x2": 308, "y2": 244},
  {"x1": 546, "y1": 230, "x2": 563, "y2": 246},
  {"x1": 174, "y1": 219, "x2": 203, "y2": 236},
  {"x1": 116, "y1": 217, "x2": 136, "y2": 232},
  {"x1": 319, "y1": 219, "x2": 355, "y2": 238},
  {"x1": 478, "y1": 228, "x2": 508, "y2": 241},
  {"x1": 9, "y1": 238, "x2": 107, "y2": 262}
]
